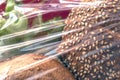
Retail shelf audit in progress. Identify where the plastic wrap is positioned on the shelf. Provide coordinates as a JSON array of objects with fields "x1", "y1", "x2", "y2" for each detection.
[{"x1": 0, "y1": 0, "x2": 120, "y2": 80}]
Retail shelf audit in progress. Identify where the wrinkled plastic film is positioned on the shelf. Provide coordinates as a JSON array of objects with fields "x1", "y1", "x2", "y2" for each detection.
[{"x1": 0, "y1": 0, "x2": 120, "y2": 80}]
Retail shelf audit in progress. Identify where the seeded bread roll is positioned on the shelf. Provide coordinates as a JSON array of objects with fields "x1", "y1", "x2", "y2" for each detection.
[
  {"x1": 58, "y1": 1, "x2": 120, "y2": 80},
  {"x1": 0, "y1": 54, "x2": 75, "y2": 80}
]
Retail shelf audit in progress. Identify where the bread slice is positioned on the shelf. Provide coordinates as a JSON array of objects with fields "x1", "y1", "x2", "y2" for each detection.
[{"x1": 0, "y1": 54, "x2": 75, "y2": 80}]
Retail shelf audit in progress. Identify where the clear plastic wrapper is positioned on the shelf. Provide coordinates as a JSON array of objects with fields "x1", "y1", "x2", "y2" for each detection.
[{"x1": 0, "y1": 0, "x2": 120, "y2": 80}]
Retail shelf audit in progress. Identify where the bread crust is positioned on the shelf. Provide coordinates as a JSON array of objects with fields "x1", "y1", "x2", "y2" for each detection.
[
  {"x1": 58, "y1": 1, "x2": 120, "y2": 80},
  {"x1": 0, "y1": 54, "x2": 75, "y2": 80}
]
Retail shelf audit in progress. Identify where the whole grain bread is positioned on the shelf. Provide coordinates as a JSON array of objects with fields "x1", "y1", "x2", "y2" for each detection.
[{"x1": 58, "y1": 1, "x2": 120, "y2": 80}]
